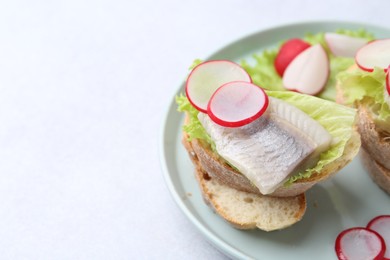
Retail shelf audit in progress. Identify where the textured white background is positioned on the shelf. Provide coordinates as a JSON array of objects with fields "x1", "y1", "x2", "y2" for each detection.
[{"x1": 0, "y1": 0, "x2": 389, "y2": 259}]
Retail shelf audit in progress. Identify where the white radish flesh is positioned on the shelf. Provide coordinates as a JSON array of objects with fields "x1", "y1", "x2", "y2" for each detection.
[
  {"x1": 207, "y1": 81, "x2": 268, "y2": 127},
  {"x1": 367, "y1": 215, "x2": 390, "y2": 259},
  {"x1": 185, "y1": 60, "x2": 251, "y2": 113},
  {"x1": 335, "y1": 227, "x2": 386, "y2": 260},
  {"x1": 282, "y1": 44, "x2": 329, "y2": 95},
  {"x1": 355, "y1": 39, "x2": 390, "y2": 72},
  {"x1": 325, "y1": 32, "x2": 368, "y2": 58}
]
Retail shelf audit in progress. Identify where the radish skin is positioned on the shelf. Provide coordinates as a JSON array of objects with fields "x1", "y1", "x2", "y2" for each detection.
[
  {"x1": 387, "y1": 66, "x2": 390, "y2": 95},
  {"x1": 274, "y1": 38, "x2": 311, "y2": 76}
]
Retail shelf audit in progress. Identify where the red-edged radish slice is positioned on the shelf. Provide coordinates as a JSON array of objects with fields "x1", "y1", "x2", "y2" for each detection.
[
  {"x1": 386, "y1": 66, "x2": 390, "y2": 107},
  {"x1": 274, "y1": 38, "x2": 311, "y2": 76},
  {"x1": 387, "y1": 65, "x2": 390, "y2": 96},
  {"x1": 207, "y1": 81, "x2": 268, "y2": 127},
  {"x1": 325, "y1": 32, "x2": 368, "y2": 58},
  {"x1": 185, "y1": 60, "x2": 252, "y2": 113},
  {"x1": 355, "y1": 39, "x2": 390, "y2": 72},
  {"x1": 335, "y1": 227, "x2": 386, "y2": 260},
  {"x1": 282, "y1": 44, "x2": 329, "y2": 95},
  {"x1": 367, "y1": 215, "x2": 390, "y2": 259}
]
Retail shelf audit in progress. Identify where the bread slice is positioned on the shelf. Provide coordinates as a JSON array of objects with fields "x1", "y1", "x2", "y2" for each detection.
[
  {"x1": 183, "y1": 133, "x2": 306, "y2": 231},
  {"x1": 355, "y1": 98, "x2": 390, "y2": 195},
  {"x1": 356, "y1": 99, "x2": 390, "y2": 169},
  {"x1": 360, "y1": 148, "x2": 390, "y2": 195},
  {"x1": 184, "y1": 114, "x2": 361, "y2": 197}
]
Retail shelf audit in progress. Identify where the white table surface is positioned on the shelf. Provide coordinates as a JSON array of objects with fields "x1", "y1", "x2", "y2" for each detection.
[{"x1": 0, "y1": 0, "x2": 389, "y2": 259}]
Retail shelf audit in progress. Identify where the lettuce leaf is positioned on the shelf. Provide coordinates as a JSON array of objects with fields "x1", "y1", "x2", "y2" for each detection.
[
  {"x1": 241, "y1": 49, "x2": 284, "y2": 91},
  {"x1": 241, "y1": 29, "x2": 373, "y2": 101},
  {"x1": 176, "y1": 94, "x2": 212, "y2": 144},
  {"x1": 337, "y1": 67, "x2": 390, "y2": 122},
  {"x1": 176, "y1": 91, "x2": 356, "y2": 184}
]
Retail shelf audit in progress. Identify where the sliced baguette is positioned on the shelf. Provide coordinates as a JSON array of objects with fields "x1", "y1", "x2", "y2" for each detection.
[
  {"x1": 184, "y1": 114, "x2": 361, "y2": 197},
  {"x1": 360, "y1": 148, "x2": 390, "y2": 195},
  {"x1": 183, "y1": 133, "x2": 306, "y2": 231},
  {"x1": 356, "y1": 99, "x2": 390, "y2": 169},
  {"x1": 356, "y1": 101, "x2": 390, "y2": 195}
]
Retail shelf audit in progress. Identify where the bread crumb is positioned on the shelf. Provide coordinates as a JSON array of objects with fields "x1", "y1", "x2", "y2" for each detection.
[{"x1": 187, "y1": 192, "x2": 192, "y2": 197}]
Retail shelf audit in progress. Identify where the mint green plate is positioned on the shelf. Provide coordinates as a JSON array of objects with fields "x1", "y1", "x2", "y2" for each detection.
[{"x1": 160, "y1": 21, "x2": 390, "y2": 260}]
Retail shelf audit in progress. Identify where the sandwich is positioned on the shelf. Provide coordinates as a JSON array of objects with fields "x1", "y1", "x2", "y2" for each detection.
[
  {"x1": 336, "y1": 38, "x2": 390, "y2": 194},
  {"x1": 177, "y1": 58, "x2": 361, "y2": 231}
]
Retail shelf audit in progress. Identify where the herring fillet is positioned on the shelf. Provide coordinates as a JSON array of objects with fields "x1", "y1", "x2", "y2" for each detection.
[{"x1": 198, "y1": 97, "x2": 332, "y2": 195}]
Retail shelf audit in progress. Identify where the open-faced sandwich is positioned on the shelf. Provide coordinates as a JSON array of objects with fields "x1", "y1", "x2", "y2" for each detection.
[
  {"x1": 336, "y1": 38, "x2": 390, "y2": 195},
  {"x1": 177, "y1": 58, "x2": 361, "y2": 231},
  {"x1": 239, "y1": 27, "x2": 390, "y2": 195}
]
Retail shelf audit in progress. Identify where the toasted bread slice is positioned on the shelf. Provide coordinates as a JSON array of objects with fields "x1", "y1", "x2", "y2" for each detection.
[
  {"x1": 360, "y1": 148, "x2": 390, "y2": 195},
  {"x1": 183, "y1": 133, "x2": 306, "y2": 231},
  {"x1": 183, "y1": 114, "x2": 361, "y2": 197}
]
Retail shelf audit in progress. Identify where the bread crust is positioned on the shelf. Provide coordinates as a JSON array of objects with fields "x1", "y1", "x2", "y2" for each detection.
[
  {"x1": 183, "y1": 114, "x2": 360, "y2": 197},
  {"x1": 357, "y1": 101, "x2": 390, "y2": 169},
  {"x1": 360, "y1": 148, "x2": 390, "y2": 195},
  {"x1": 183, "y1": 132, "x2": 306, "y2": 231}
]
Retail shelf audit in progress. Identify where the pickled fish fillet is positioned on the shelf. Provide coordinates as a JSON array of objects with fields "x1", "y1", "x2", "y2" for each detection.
[{"x1": 198, "y1": 97, "x2": 332, "y2": 194}]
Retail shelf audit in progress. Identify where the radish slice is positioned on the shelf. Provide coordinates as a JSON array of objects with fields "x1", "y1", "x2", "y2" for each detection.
[
  {"x1": 185, "y1": 60, "x2": 252, "y2": 113},
  {"x1": 387, "y1": 66, "x2": 390, "y2": 96},
  {"x1": 355, "y1": 39, "x2": 390, "y2": 72},
  {"x1": 274, "y1": 38, "x2": 311, "y2": 76},
  {"x1": 335, "y1": 227, "x2": 386, "y2": 260},
  {"x1": 282, "y1": 44, "x2": 329, "y2": 95},
  {"x1": 367, "y1": 215, "x2": 390, "y2": 259},
  {"x1": 386, "y1": 66, "x2": 390, "y2": 107},
  {"x1": 207, "y1": 81, "x2": 268, "y2": 127},
  {"x1": 325, "y1": 32, "x2": 368, "y2": 58}
]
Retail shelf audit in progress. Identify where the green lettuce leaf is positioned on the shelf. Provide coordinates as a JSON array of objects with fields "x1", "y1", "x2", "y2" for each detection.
[
  {"x1": 241, "y1": 49, "x2": 283, "y2": 91},
  {"x1": 176, "y1": 94, "x2": 212, "y2": 143},
  {"x1": 337, "y1": 67, "x2": 390, "y2": 122},
  {"x1": 241, "y1": 29, "x2": 373, "y2": 101}
]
